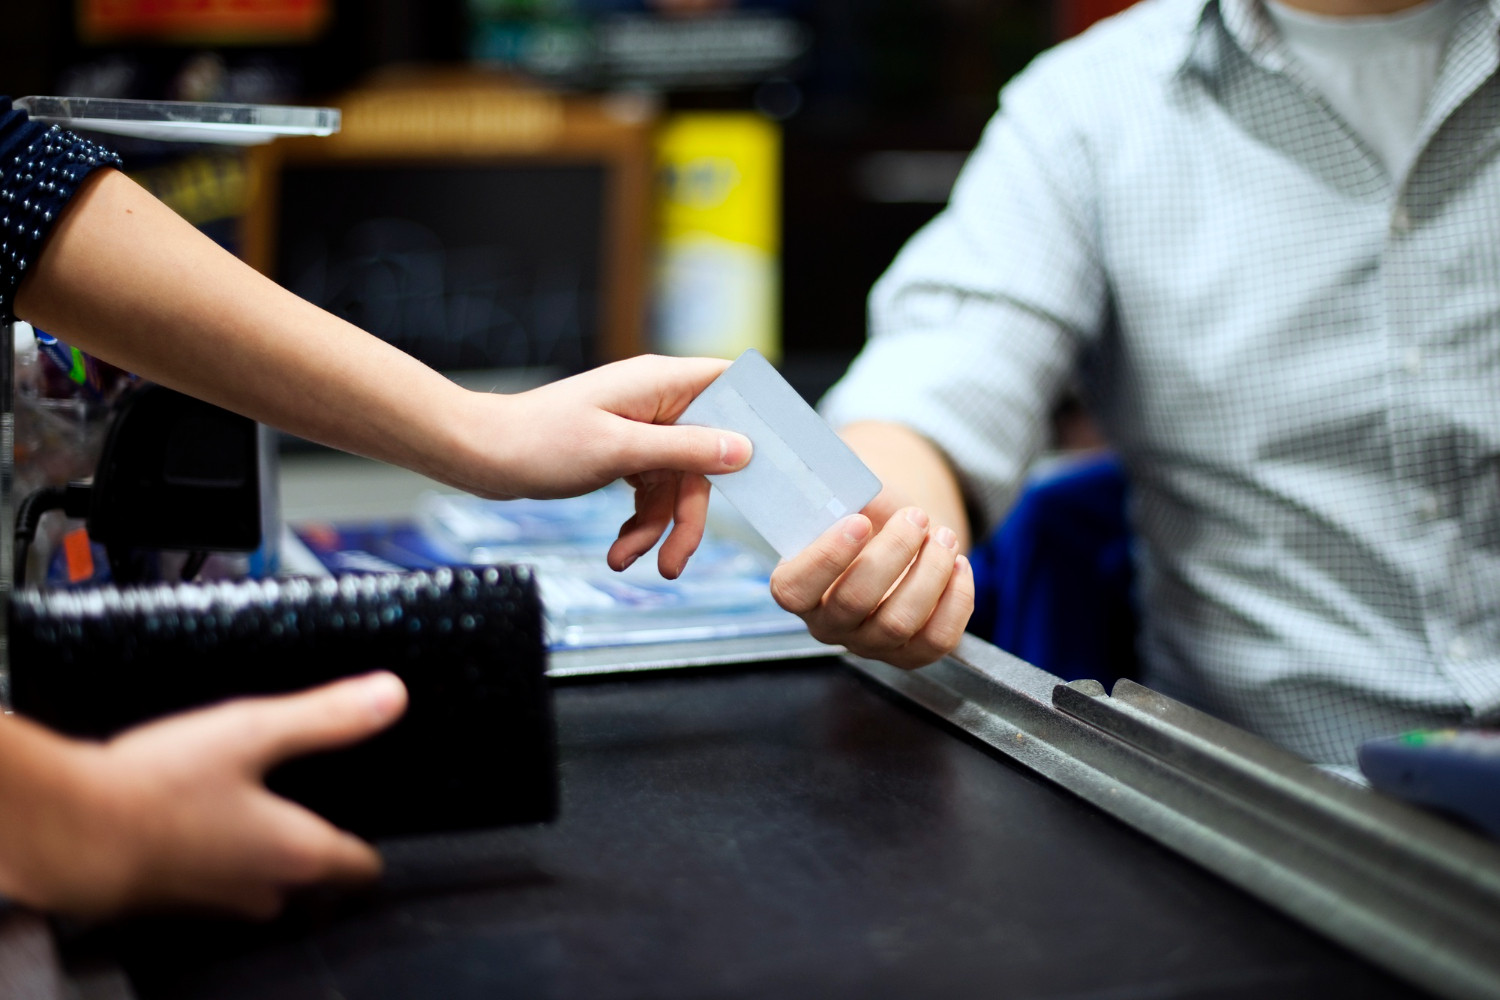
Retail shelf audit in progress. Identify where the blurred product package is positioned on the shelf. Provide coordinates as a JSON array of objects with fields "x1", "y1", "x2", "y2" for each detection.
[{"x1": 654, "y1": 112, "x2": 781, "y2": 361}]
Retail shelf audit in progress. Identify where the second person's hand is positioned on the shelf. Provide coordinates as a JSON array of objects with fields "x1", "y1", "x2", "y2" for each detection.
[
  {"x1": 0, "y1": 672, "x2": 408, "y2": 921},
  {"x1": 768, "y1": 489, "x2": 975, "y2": 669}
]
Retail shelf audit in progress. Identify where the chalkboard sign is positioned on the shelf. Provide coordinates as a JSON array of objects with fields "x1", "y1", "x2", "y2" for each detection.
[
  {"x1": 244, "y1": 77, "x2": 652, "y2": 373},
  {"x1": 276, "y1": 162, "x2": 606, "y2": 371}
]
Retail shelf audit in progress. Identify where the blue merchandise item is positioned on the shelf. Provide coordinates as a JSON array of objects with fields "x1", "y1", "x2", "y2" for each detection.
[
  {"x1": 0, "y1": 97, "x2": 123, "y2": 322},
  {"x1": 1358, "y1": 729, "x2": 1500, "y2": 840},
  {"x1": 293, "y1": 520, "x2": 457, "y2": 575},
  {"x1": 967, "y1": 453, "x2": 1137, "y2": 687}
]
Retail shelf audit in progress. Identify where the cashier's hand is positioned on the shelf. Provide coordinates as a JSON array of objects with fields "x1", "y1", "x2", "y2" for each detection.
[
  {"x1": 769, "y1": 492, "x2": 974, "y2": 670},
  {"x1": 5, "y1": 673, "x2": 406, "y2": 921},
  {"x1": 455, "y1": 355, "x2": 752, "y2": 579}
]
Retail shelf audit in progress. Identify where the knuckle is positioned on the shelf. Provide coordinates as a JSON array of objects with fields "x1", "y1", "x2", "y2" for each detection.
[
  {"x1": 768, "y1": 572, "x2": 811, "y2": 614},
  {"x1": 868, "y1": 609, "x2": 919, "y2": 648},
  {"x1": 825, "y1": 587, "x2": 873, "y2": 625},
  {"x1": 806, "y1": 620, "x2": 844, "y2": 646},
  {"x1": 926, "y1": 614, "x2": 968, "y2": 655},
  {"x1": 816, "y1": 546, "x2": 855, "y2": 580},
  {"x1": 886, "y1": 512, "x2": 927, "y2": 549}
]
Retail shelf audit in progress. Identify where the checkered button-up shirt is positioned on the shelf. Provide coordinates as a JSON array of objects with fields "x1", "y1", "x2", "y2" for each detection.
[{"x1": 820, "y1": 0, "x2": 1500, "y2": 766}]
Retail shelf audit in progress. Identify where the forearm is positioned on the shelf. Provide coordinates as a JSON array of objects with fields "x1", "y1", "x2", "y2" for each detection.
[
  {"x1": 12, "y1": 169, "x2": 486, "y2": 487},
  {"x1": 839, "y1": 421, "x2": 972, "y2": 550},
  {"x1": 0, "y1": 715, "x2": 112, "y2": 910}
]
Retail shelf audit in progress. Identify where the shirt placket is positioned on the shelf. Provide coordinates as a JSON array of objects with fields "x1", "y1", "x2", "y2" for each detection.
[{"x1": 1382, "y1": 4, "x2": 1500, "y2": 717}]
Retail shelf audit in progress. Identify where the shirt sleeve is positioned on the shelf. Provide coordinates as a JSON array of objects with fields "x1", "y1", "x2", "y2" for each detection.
[
  {"x1": 0, "y1": 97, "x2": 124, "y2": 322},
  {"x1": 818, "y1": 54, "x2": 1111, "y2": 536}
]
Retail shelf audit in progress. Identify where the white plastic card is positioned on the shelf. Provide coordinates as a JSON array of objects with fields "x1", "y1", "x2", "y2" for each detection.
[{"x1": 677, "y1": 349, "x2": 882, "y2": 559}]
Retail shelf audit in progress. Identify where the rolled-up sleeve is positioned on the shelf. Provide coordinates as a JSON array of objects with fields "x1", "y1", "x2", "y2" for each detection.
[{"x1": 819, "y1": 57, "x2": 1109, "y2": 535}]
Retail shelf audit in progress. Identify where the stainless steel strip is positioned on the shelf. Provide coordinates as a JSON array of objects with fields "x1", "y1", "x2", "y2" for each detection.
[
  {"x1": 1054, "y1": 678, "x2": 1500, "y2": 911},
  {"x1": 847, "y1": 634, "x2": 1500, "y2": 1000},
  {"x1": 548, "y1": 631, "x2": 837, "y2": 678}
]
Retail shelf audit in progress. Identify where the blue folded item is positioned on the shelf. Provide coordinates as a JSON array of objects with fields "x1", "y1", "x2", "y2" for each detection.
[{"x1": 967, "y1": 453, "x2": 1138, "y2": 687}]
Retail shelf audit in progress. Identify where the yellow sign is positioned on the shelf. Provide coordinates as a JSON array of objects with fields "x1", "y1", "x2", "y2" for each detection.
[{"x1": 654, "y1": 113, "x2": 780, "y2": 361}]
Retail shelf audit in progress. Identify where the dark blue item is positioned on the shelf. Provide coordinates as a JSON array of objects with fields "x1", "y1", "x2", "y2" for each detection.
[
  {"x1": 1358, "y1": 730, "x2": 1500, "y2": 840},
  {"x1": 967, "y1": 453, "x2": 1137, "y2": 687},
  {"x1": 0, "y1": 96, "x2": 123, "y2": 321}
]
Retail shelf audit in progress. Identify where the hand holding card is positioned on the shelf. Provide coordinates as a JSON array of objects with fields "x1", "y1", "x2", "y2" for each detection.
[{"x1": 677, "y1": 351, "x2": 973, "y2": 668}]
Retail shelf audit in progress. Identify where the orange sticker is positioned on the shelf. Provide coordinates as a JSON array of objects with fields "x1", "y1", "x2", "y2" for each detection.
[
  {"x1": 63, "y1": 527, "x2": 96, "y2": 584},
  {"x1": 78, "y1": 0, "x2": 331, "y2": 44}
]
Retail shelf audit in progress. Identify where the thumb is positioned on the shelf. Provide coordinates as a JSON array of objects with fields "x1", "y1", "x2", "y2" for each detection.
[
  {"x1": 615, "y1": 422, "x2": 751, "y2": 478},
  {"x1": 228, "y1": 672, "x2": 409, "y2": 772}
]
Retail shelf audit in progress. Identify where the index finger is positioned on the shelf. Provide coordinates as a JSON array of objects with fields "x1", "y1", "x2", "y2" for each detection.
[
  {"x1": 768, "y1": 514, "x2": 873, "y2": 615},
  {"x1": 225, "y1": 672, "x2": 409, "y2": 772}
]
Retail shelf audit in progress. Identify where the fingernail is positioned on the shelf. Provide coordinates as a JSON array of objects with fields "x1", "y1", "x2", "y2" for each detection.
[
  {"x1": 621, "y1": 553, "x2": 638, "y2": 571},
  {"x1": 935, "y1": 526, "x2": 957, "y2": 550},
  {"x1": 904, "y1": 507, "x2": 930, "y2": 530},
  {"x1": 957, "y1": 554, "x2": 972, "y2": 574},
  {"x1": 719, "y1": 433, "x2": 751, "y2": 469},
  {"x1": 841, "y1": 515, "x2": 871, "y2": 544},
  {"x1": 361, "y1": 673, "x2": 405, "y2": 722}
]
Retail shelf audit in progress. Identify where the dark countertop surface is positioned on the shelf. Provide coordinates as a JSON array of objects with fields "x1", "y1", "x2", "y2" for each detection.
[{"x1": 85, "y1": 657, "x2": 1421, "y2": 1000}]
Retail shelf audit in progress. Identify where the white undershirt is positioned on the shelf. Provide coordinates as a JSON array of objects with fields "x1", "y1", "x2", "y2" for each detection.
[{"x1": 1262, "y1": 0, "x2": 1464, "y2": 179}]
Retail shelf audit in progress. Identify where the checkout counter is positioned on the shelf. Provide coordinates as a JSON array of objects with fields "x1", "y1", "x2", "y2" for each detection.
[
  {"x1": 0, "y1": 97, "x2": 1495, "y2": 1000},
  {"x1": 2, "y1": 455, "x2": 1490, "y2": 1000}
]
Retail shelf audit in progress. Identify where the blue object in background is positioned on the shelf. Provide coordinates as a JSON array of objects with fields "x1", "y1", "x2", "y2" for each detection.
[
  {"x1": 1358, "y1": 729, "x2": 1500, "y2": 840},
  {"x1": 967, "y1": 453, "x2": 1138, "y2": 688}
]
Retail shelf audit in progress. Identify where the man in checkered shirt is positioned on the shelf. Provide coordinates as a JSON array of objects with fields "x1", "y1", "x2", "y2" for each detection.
[{"x1": 769, "y1": 0, "x2": 1497, "y2": 768}]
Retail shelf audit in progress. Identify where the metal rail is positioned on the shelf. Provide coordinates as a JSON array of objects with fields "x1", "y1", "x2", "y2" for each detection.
[
  {"x1": 548, "y1": 631, "x2": 836, "y2": 678},
  {"x1": 848, "y1": 634, "x2": 1500, "y2": 1000}
]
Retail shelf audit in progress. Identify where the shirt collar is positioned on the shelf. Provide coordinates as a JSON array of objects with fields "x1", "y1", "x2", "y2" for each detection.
[
  {"x1": 1176, "y1": 0, "x2": 1500, "y2": 79},
  {"x1": 1177, "y1": 0, "x2": 1289, "y2": 76}
]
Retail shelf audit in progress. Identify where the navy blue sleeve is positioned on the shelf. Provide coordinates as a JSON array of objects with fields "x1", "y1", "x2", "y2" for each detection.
[{"x1": 0, "y1": 97, "x2": 124, "y2": 322}]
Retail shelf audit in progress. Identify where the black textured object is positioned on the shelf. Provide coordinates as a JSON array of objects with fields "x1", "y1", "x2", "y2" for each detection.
[
  {"x1": 9, "y1": 567, "x2": 556, "y2": 839},
  {"x1": 87, "y1": 384, "x2": 263, "y2": 553}
]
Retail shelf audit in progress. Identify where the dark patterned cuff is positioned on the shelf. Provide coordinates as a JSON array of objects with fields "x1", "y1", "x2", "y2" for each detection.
[{"x1": 0, "y1": 98, "x2": 124, "y2": 323}]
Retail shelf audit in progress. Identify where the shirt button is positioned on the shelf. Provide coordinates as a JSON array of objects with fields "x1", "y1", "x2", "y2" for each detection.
[
  {"x1": 1392, "y1": 205, "x2": 1413, "y2": 234},
  {"x1": 1417, "y1": 493, "x2": 1441, "y2": 519},
  {"x1": 1402, "y1": 347, "x2": 1423, "y2": 374},
  {"x1": 1449, "y1": 637, "x2": 1471, "y2": 661}
]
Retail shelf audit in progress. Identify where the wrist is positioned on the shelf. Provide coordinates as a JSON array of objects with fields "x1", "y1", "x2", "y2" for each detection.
[
  {"x1": 426, "y1": 388, "x2": 525, "y2": 500},
  {"x1": 0, "y1": 721, "x2": 123, "y2": 913}
]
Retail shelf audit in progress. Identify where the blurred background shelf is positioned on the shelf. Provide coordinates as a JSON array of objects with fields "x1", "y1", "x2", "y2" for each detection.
[{"x1": 3, "y1": 0, "x2": 1133, "y2": 410}]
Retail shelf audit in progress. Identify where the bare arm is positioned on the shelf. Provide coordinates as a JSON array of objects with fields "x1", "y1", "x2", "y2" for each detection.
[
  {"x1": 14, "y1": 170, "x2": 470, "y2": 481},
  {"x1": 838, "y1": 421, "x2": 972, "y2": 550},
  {"x1": 12, "y1": 168, "x2": 750, "y2": 574},
  {"x1": 768, "y1": 420, "x2": 975, "y2": 670}
]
